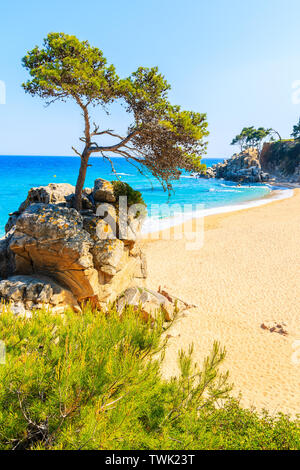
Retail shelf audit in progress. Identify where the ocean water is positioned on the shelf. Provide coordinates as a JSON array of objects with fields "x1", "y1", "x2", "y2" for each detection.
[{"x1": 0, "y1": 155, "x2": 272, "y2": 236}]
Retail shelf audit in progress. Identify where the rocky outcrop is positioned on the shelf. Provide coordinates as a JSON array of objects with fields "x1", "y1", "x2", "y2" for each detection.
[
  {"x1": 0, "y1": 275, "x2": 79, "y2": 316},
  {"x1": 260, "y1": 141, "x2": 300, "y2": 183},
  {"x1": 202, "y1": 148, "x2": 270, "y2": 183},
  {"x1": 8, "y1": 204, "x2": 99, "y2": 302},
  {"x1": 17, "y1": 183, "x2": 75, "y2": 215},
  {"x1": 0, "y1": 180, "x2": 147, "y2": 313}
]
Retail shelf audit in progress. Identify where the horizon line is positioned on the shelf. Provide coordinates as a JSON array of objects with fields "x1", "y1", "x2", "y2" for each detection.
[{"x1": 0, "y1": 154, "x2": 224, "y2": 159}]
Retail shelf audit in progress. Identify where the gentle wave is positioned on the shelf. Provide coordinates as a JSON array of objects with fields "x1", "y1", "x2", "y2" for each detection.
[
  {"x1": 209, "y1": 188, "x2": 242, "y2": 193},
  {"x1": 220, "y1": 183, "x2": 269, "y2": 189},
  {"x1": 141, "y1": 188, "x2": 293, "y2": 234},
  {"x1": 180, "y1": 174, "x2": 198, "y2": 179}
]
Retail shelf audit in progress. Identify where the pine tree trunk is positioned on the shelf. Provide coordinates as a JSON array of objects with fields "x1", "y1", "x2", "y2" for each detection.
[{"x1": 74, "y1": 153, "x2": 89, "y2": 211}]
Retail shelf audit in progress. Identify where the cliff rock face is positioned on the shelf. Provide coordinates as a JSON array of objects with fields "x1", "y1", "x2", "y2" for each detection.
[
  {"x1": 0, "y1": 181, "x2": 147, "y2": 313},
  {"x1": 260, "y1": 141, "x2": 300, "y2": 183},
  {"x1": 202, "y1": 148, "x2": 270, "y2": 183}
]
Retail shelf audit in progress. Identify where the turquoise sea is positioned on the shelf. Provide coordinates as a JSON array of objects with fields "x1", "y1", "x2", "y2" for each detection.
[{"x1": 0, "y1": 155, "x2": 272, "y2": 236}]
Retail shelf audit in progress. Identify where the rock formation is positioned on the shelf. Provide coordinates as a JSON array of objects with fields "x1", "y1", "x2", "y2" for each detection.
[
  {"x1": 0, "y1": 275, "x2": 78, "y2": 316},
  {"x1": 0, "y1": 180, "x2": 147, "y2": 314},
  {"x1": 260, "y1": 141, "x2": 300, "y2": 183},
  {"x1": 201, "y1": 148, "x2": 270, "y2": 183}
]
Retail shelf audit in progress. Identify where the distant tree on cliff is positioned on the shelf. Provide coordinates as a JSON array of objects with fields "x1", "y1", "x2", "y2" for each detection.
[
  {"x1": 231, "y1": 126, "x2": 281, "y2": 154},
  {"x1": 291, "y1": 117, "x2": 300, "y2": 140},
  {"x1": 22, "y1": 33, "x2": 209, "y2": 210},
  {"x1": 231, "y1": 128, "x2": 249, "y2": 151}
]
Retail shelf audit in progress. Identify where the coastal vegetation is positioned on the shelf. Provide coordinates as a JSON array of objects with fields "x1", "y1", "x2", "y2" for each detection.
[
  {"x1": 0, "y1": 305, "x2": 299, "y2": 450},
  {"x1": 111, "y1": 181, "x2": 145, "y2": 208},
  {"x1": 227, "y1": 120, "x2": 300, "y2": 182},
  {"x1": 231, "y1": 127, "x2": 281, "y2": 154},
  {"x1": 232, "y1": 116, "x2": 300, "y2": 151},
  {"x1": 22, "y1": 32, "x2": 208, "y2": 210}
]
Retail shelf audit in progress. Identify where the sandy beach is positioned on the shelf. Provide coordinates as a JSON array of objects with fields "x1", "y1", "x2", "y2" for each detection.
[{"x1": 142, "y1": 189, "x2": 300, "y2": 416}]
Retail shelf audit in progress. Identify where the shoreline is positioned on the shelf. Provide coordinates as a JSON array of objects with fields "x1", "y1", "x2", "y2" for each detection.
[{"x1": 141, "y1": 183, "x2": 294, "y2": 235}]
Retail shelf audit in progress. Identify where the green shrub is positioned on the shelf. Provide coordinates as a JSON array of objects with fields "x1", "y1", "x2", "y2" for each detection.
[
  {"x1": 0, "y1": 305, "x2": 299, "y2": 450},
  {"x1": 111, "y1": 181, "x2": 146, "y2": 208}
]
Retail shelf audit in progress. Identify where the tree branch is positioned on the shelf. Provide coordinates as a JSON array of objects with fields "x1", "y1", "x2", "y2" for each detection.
[
  {"x1": 72, "y1": 146, "x2": 82, "y2": 157},
  {"x1": 88, "y1": 130, "x2": 139, "y2": 153},
  {"x1": 91, "y1": 123, "x2": 124, "y2": 139},
  {"x1": 100, "y1": 151, "x2": 122, "y2": 181}
]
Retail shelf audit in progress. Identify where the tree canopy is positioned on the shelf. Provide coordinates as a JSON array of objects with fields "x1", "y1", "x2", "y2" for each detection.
[
  {"x1": 231, "y1": 126, "x2": 281, "y2": 153},
  {"x1": 22, "y1": 33, "x2": 209, "y2": 209}
]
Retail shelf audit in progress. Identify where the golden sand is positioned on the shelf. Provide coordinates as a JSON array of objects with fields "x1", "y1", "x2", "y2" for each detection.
[{"x1": 142, "y1": 189, "x2": 300, "y2": 416}]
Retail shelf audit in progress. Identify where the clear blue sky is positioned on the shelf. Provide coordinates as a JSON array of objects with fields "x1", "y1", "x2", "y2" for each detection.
[{"x1": 1, "y1": 0, "x2": 300, "y2": 158}]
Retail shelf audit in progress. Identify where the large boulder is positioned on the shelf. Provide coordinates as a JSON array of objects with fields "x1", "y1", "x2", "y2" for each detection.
[
  {"x1": 92, "y1": 239, "x2": 125, "y2": 275},
  {"x1": 117, "y1": 287, "x2": 175, "y2": 321},
  {"x1": 8, "y1": 204, "x2": 100, "y2": 302},
  {"x1": 116, "y1": 287, "x2": 193, "y2": 322},
  {"x1": 93, "y1": 178, "x2": 116, "y2": 203},
  {"x1": 5, "y1": 183, "x2": 76, "y2": 233},
  {"x1": 19, "y1": 183, "x2": 75, "y2": 211}
]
